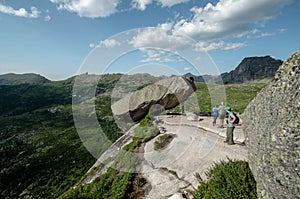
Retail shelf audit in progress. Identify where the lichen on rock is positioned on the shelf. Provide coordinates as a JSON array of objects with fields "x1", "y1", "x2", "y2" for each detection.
[{"x1": 243, "y1": 51, "x2": 300, "y2": 198}]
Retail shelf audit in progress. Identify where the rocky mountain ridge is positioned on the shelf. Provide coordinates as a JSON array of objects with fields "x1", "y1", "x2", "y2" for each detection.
[
  {"x1": 1, "y1": 55, "x2": 282, "y2": 86},
  {"x1": 185, "y1": 55, "x2": 283, "y2": 84},
  {"x1": 221, "y1": 55, "x2": 283, "y2": 84}
]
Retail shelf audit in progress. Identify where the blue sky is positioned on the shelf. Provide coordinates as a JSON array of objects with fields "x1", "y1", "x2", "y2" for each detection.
[{"x1": 0, "y1": 0, "x2": 299, "y2": 80}]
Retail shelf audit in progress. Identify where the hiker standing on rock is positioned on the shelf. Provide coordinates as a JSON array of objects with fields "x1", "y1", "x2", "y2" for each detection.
[
  {"x1": 218, "y1": 101, "x2": 226, "y2": 128},
  {"x1": 212, "y1": 105, "x2": 218, "y2": 126},
  {"x1": 224, "y1": 106, "x2": 236, "y2": 145}
]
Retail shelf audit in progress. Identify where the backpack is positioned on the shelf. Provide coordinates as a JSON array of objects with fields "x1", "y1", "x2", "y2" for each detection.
[{"x1": 232, "y1": 112, "x2": 240, "y2": 124}]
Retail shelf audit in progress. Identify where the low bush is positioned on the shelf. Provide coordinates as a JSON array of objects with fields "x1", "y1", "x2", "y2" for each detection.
[
  {"x1": 194, "y1": 159, "x2": 257, "y2": 199},
  {"x1": 139, "y1": 114, "x2": 151, "y2": 127},
  {"x1": 134, "y1": 125, "x2": 159, "y2": 143},
  {"x1": 60, "y1": 168, "x2": 134, "y2": 199}
]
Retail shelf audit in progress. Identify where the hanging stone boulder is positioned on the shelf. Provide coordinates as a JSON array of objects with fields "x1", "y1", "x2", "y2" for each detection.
[{"x1": 111, "y1": 76, "x2": 196, "y2": 123}]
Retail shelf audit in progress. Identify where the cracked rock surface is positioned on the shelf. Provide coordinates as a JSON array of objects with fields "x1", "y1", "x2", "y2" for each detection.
[
  {"x1": 142, "y1": 119, "x2": 248, "y2": 199},
  {"x1": 82, "y1": 115, "x2": 248, "y2": 199}
]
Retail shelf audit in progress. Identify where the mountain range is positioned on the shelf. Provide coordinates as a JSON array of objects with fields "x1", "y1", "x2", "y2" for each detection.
[
  {"x1": 0, "y1": 54, "x2": 283, "y2": 198},
  {"x1": 0, "y1": 55, "x2": 283, "y2": 87},
  {"x1": 184, "y1": 55, "x2": 283, "y2": 84}
]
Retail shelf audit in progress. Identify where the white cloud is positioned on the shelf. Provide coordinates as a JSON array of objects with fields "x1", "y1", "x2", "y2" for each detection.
[
  {"x1": 0, "y1": 4, "x2": 40, "y2": 18},
  {"x1": 130, "y1": 22, "x2": 246, "y2": 53},
  {"x1": 157, "y1": 0, "x2": 190, "y2": 7},
  {"x1": 184, "y1": 67, "x2": 191, "y2": 71},
  {"x1": 140, "y1": 49, "x2": 183, "y2": 63},
  {"x1": 130, "y1": 23, "x2": 190, "y2": 51},
  {"x1": 131, "y1": 0, "x2": 190, "y2": 10},
  {"x1": 130, "y1": 22, "x2": 247, "y2": 54},
  {"x1": 100, "y1": 39, "x2": 121, "y2": 48},
  {"x1": 247, "y1": 28, "x2": 286, "y2": 39},
  {"x1": 173, "y1": 0, "x2": 292, "y2": 41},
  {"x1": 49, "y1": 0, "x2": 191, "y2": 16},
  {"x1": 89, "y1": 43, "x2": 95, "y2": 48},
  {"x1": 50, "y1": 0, "x2": 120, "y2": 18},
  {"x1": 129, "y1": 0, "x2": 291, "y2": 53},
  {"x1": 131, "y1": 0, "x2": 153, "y2": 11},
  {"x1": 44, "y1": 15, "x2": 51, "y2": 21},
  {"x1": 195, "y1": 41, "x2": 246, "y2": 52},
  {"x1": 278, "y1": 28, "x2": 287, "y2": 33},
  {"x1": 256, "y1": 32, "x2": 275, "y2": 38}
]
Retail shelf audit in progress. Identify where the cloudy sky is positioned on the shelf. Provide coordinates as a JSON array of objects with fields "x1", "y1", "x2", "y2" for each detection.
[{"x1": 0, "y1": 0, "x2": 299, "y2": 79}]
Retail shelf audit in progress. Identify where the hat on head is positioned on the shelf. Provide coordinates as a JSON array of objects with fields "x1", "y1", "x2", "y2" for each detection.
[{"x1": 225, "y1": 106, "x2": 231, "y2": 111}]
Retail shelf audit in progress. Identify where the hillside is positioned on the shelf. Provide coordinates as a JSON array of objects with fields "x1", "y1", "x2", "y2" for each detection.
[
  {"x1": 0, "y1": 77, "x2": 73, "y2": 117},
  {"x1": 0, "y1": 71, "x2": 270, "y2": 198},
  {"x1": 0, "y1": 74, "x2": 121, "y2": 198},
  {"x1": 0, "y1": 73, "x2": 49, "y2": 85},
  {"x1": 0, "y1": 73, "x2": 164, "y2": 198}
]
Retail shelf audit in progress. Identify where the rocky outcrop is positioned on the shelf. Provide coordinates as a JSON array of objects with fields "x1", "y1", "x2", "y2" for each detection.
[
  {"x1": 185, "y1": 55, "x2": 283, "y2": 84},
  {"x1": 221, "y1": 56, "x2": 283, "y2": 84},
  {"x1": 80, "y1": 114, "x2": 248, "y2": 198},
  {"x1": 243, "y1": 52, "x2": 300, "y2": 198},
  {"x1": 111, "y1": 76, "x2": 196, "y2": 122}
]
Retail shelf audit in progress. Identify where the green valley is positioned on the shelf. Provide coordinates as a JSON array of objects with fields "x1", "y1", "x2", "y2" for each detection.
[{"x1": 0, "y1": 73, "x2": 269, "y2": 198}]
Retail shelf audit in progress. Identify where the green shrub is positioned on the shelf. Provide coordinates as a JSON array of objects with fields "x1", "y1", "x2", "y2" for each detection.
[
  {"x1": 60, "y1": 168, "x2": 133, "y2": 199},
  {"x1": 139, "y1": 114, "x2": 151, "y2": 127},
  {"x1": 134, "y1": 125, "x2": 159, "y2": 143},
  {"x1": 122, "y1": 139, "x2": 141, "y2": 152},
  {"x1": 194, "y1": 159, "x2": 257, "y2": 199}
]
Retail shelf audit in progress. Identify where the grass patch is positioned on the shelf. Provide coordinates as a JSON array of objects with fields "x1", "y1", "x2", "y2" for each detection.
[
  {"x1": 154, "y1": 134, "x2": 175, "y2": 150},
  {"x1": 169, "y1": 81, "x2": 268, "y2": 114}
]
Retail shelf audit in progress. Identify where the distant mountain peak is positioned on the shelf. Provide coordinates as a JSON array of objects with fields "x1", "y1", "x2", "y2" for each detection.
[
  {"x1": 184, "y1": 55, "x2": 283, "y2": 84},
  {"x1": 221, "y1": 56, "x2": 283, "y2": 84}
]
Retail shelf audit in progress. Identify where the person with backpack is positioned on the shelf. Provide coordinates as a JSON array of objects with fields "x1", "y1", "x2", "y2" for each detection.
[{"x1": 224, "y1": 106, "x2": 238, "y2": 145}]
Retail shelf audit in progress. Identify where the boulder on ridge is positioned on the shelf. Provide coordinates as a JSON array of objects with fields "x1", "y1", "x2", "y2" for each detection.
[{"x1": 111, "y1": 76, "x2": 196, "y2": 122}]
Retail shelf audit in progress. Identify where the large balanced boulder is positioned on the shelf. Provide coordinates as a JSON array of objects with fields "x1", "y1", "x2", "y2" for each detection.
[
  {"x1": 243, "y1": 52, "x2": 300, "y2": 198},
  {"x1": 111, "y1": 76, "x2": 196, "y2": 122}
]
